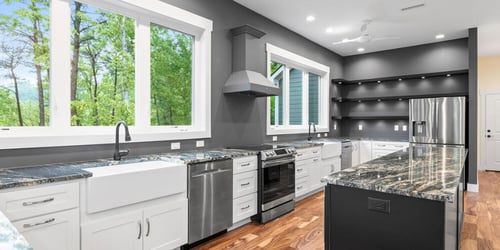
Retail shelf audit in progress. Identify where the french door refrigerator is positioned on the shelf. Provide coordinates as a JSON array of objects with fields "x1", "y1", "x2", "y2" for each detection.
[{"x1": 409, "y1": 97, "x2": 466, "y2": 145}]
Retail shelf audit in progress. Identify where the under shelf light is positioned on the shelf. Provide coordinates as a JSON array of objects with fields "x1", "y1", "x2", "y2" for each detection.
[
  {"x1": 446, "y1": 74, "x2": 451, "y2": 77},
  {"x1": 398, "y1": 78, "x2": 403, "y2": 81},
  {"x1": 377, "y1": 99, "x2": 381, "y2": 102},
  {"x1": 358, "y1": 82, "x2": 362, "y2": 85},
  {"x1": 377, "y1": 80, "x2": 381, "y2": 83},
  {"x1": 421, "y1": 76, "x2": 426, "y2": 79}
]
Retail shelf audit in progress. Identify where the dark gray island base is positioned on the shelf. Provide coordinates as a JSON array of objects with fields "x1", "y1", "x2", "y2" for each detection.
[{"x1": 322, "y1": 144, "x2": 467, "y2": 250}]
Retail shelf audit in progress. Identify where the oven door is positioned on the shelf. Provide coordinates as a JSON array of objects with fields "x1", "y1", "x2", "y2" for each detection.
[{"x1": 261, "y1": 157, "x2": 295, "y2": 210}]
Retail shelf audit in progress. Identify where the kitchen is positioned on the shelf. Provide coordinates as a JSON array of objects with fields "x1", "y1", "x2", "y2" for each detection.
[{"x1": 0, "y1": 0, "x2": 498, "y2": 249}]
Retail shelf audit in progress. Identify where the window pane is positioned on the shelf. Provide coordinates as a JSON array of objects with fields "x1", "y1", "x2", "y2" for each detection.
[
  {"x1": 289, "y1": 68, "x2": 302, "y2": 125},
  {"x1": 308, "y1": 73, "x2": 320, "y2": 125},
  {"x1": 270, "y1": 62, "x2": 284, "y2": 126},
  {"x1": 70, "y1": 1, "x2": 135, "y2": 126},
  {"x1": 0, "y1": 0, "x2": 50, "y2": 126},
  {"x1": 150, "y1": 24, "x2": 193, "y2": 126}
]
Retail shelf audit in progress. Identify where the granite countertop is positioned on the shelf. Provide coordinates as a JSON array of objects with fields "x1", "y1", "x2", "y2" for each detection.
[
  {"x1": 0, "y1": 211, "x2": 31, "y2": 250},
  {"x1": 269, "y1": 140, "x2": 324, "y2": 149},
  {"x1": 322, "y1": 144, "x2": 467, "y2": 202}
]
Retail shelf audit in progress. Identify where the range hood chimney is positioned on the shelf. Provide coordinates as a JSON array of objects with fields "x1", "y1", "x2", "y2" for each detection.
[{"x1": 223, "y1": 25, "x2": 281, "y2": 97}]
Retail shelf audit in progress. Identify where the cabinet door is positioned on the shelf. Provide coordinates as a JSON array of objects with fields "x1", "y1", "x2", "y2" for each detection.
[
  {"x1": 143, "y1": 199, "x2": 188, "y2": 250},
  {"x1": 81, "y1": 210, "x2": 143, "y2": 250},
  {"x1": 352, "y1": 141, "x2": 360, "y2": 167},
  {"x1": 359, "y1": 141, "x2": 372, "y2": 164},
  {"x1": 308, "y1": 157, "x2": 323, "y2": 191},
  {"x1": 233, "y1": 170, "x2": 257, "y2": 199},
  {"x1": 321, "y1": 157, "x2": 341, "y2": 177},
  {"x1": 14, "y1": 208, "x2": 79, "y2": 250}
]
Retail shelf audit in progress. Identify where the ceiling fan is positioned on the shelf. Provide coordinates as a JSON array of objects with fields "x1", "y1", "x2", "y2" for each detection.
[{"x1": 332, "y1": 19, "x2": 400, "y2": 45}]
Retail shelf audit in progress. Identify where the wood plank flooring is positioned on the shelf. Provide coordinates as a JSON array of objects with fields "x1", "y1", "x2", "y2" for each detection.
[{"x1": 193, "y1": 171, "x2": 500, "y2": 250}]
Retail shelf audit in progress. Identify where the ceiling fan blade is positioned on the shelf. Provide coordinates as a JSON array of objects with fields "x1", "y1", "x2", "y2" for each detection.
[
  {"x1": 332, "y1": 37, "x2": 361, "y2": 45},
  {"x1": 371, "y1": 36, "x2": 400, "y2": 41}
]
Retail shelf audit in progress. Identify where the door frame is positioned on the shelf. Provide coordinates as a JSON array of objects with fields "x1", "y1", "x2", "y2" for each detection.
[{"x1": 479, "y1": 90, "x2": 500, "y2": 170}]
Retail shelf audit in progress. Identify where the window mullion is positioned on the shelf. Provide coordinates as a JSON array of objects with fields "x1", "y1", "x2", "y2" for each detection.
[
  {"x1": 135, "y1": 18, "x2": 150, "y2": 129},
  {"x1": 284, "y1": 66, "x2": 290, "y2": 127},
  {"x1": 50, "y1": 0, "x2": 71, "y2": 129},
  {"x1": 303, "y1": 71, "x2": 309, "y2": 127}
]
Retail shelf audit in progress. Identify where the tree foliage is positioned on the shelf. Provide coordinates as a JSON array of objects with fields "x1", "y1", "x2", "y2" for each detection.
[{"x1": 0, "y1": 0, "x2": 193, "y2": 127}]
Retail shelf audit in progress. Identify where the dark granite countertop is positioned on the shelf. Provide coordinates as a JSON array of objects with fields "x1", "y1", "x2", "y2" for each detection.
[
  {"x1": 0, "y1": 211, "x2": 31, "y2": 249},
  {"x1": 269, "y1": 140, "x2": 324, "y2": 149},
  {"x1": 322, "y1": 144, "x2": 467, "y2": 202},
  {"x1": 0, "y1": 148, "x2": 257, "y2": 191}
]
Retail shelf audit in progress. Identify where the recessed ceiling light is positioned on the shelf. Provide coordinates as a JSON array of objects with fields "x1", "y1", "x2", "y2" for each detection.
[
  {"x1": 377, "y1": 80, "x2": 381, "y2": 83},
  {"x1": 421, "y1": 76, "x2": 426, "y2": 79},
  {"x1": 357, "y1": 48, "x2": 365, "y2": 52},
  {"x1": 358, "y1": 100, "x2": 362, "y2": 103},
  {"x1": 358, "y1": 82, "x2": 362, "y2": 85},
  {"x1": 446, "y1": 74, "x2": 451, "y2": 77},
  {"x1": 398, "y1": 98, "x2": 403, "y2": 101},
  {"x1": 338, "y1": 81, "x2": 342, "y2": 85},
  {"x1": 398, "y1": 78, "x2": 403, "y2": 81},
  {"x1": 306, "y1": 15, "x2": 315, "y2": 22},
  {"x1": 435, "y1": 34, "x2": 445, "y2": 39},
  {"x1": 377, "y1": 99, "x2": 381, "y2": 102}
]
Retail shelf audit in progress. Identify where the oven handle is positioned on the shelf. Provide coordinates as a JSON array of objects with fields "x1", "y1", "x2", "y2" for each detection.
[{"x1": 262, "y1": 157, "x2": 295, "y2": 168}]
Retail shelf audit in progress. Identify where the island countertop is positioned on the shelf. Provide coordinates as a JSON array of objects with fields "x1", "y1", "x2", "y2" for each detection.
[{"x1": 321, "y1": 144, "x2": 467, "y2": 202}]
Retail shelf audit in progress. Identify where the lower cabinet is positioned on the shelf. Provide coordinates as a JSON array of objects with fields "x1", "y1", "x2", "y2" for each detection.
[
  {"x1": 359, "y1": 140, "x2": 372, "y2": 164},
  {"x1": 295, "y1": 147, "x2": 322, "y2": 198},
  {"x1": 14, "y1": 208, "x2": 79, "y2": 250},
  {"x1": 232, "y1": 156, "x2": 258, "y2": 225},
  {"x1": 81, "y1": 199, "x2": 188, "y2": 250},
  {"x1": 321, "y1": 157, "x2": 341, "y2": 178},
  {"x1": 232, "y1": 193, "x2": 257, "y2": 224}
]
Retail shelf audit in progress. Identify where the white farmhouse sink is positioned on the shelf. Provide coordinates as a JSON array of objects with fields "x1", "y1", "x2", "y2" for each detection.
[
  {"x1": 85, "y1": 161, "x2": 185, "y2": 213},
  {"x1": 320, "y1": 141, "x2": 341, "y2": 159}
]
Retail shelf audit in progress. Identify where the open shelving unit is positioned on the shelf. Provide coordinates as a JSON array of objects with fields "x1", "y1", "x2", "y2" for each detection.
[{"x1": 331, "y1": 70, "x2": 468, "y2": 121}]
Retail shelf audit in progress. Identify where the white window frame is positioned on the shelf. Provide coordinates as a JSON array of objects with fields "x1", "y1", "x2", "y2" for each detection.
[
  {"x1": 0, "y1": 0, "x2": 212, "y2": 149},
  {"x1": 266, "y1": 43, "x2": 330, "y2": 135}
]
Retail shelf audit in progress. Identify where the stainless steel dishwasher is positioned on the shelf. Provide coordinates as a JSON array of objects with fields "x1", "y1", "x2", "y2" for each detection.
[
  {"x1": 188, "y1": 159, "x2": 233, "y2": 244},
  {"x1": 341, "y1": 140, "x2": 353, "y2": 170}
]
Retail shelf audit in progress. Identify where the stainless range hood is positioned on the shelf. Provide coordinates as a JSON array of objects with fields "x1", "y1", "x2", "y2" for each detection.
[{"x1": 223, "y1": 25, "x2": 281, "y2": 97}]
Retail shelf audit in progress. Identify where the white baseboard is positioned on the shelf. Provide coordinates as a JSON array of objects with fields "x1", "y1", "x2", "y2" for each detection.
[
  {"x1": 228, "y1": 217, "x2": 252, "y2": 231},
  {"x1": 467, "y1": 183, "x2": 479, "y2": 192}
]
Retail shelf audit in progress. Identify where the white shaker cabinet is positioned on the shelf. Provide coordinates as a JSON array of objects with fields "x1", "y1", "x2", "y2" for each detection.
[
  {"x1": 81, "y1": 200, "x2": 188, "y2": 250},
  {"x1": 0, "y1": 181, "x2": 80, "y2": 250},
  {"x1": 359, "y1": 140, "x2": 373, "y2": 164},
  {"x1": 351, "y1": 140, "x2": 360, "y2": 167},
  {"x1": 232, "y1": 156, "x2": 258, "y2": 225}
]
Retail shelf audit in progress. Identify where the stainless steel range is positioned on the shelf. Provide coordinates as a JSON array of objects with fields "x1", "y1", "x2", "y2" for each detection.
[{"x1": 231, "y1": 145, "x2": 296, "y2": 223}]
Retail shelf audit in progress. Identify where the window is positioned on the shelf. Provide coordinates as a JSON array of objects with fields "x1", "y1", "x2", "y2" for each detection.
[
  {"x1": 266, "y1": 43, "x2": 330, "y2": 135},
  {"x1": 0, "y1": 0, "x2": 212, "y2": 149}
]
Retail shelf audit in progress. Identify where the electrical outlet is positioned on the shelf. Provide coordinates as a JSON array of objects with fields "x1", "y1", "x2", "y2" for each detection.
[
  {"x1": 171, "y1": 142, "x2": 180, "y2": 150},
  {"x1": 196, "y1": 140, "x2": 204, "y2": 147},
  {"x1": 272, "y1": 136, "x2": 278, "y2": 141},
  {"x1": 324, "y1": 133, "x2": 328, "y2": 137},
  {"x1": 358, "y1": 124, "x2": 363, "y2": 131},
  {"x1": 333, "y1": 124, "x2": 337, "y2": 130},
  {"x1": 317, "y1": 133, "x2": 321, "y2": 138},
  {"x1": 394, "y1": 125, "x2": 399, "y2": 131},
  {"x1": 402, "y1": 125, "x2": 407, "y2": 131}
]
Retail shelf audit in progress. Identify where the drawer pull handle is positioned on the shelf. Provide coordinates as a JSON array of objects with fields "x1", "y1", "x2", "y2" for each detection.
[
  {"x1": 297, "y1": 186, "x2": 303, "y2": 190},
  {"x1": 297, "y1": 168, "x2": 303, "y2": 172},
  {"x1": 296, "y1": 154, "x2": 303, "y2": 157},
  {"x1": 146, "y1": 218, "x2": 151, "y2": 237},
  {"x1": 138, "y1": 221, "x2": 142, "y2": 239},
  {"x1": 23, "y1": 218, "x2": 55, "y2": 228},
  {"x1": 313, "y1": 159, "x2": 319, "y2": 162},
  {"x1": 22, "y1": 197, "x2": 54, "y2": 206},
  {"x1": 241, "y1": 182, "x2": 250, "y2": 186},
  {"x1": 312, "y1": 151, "x2": 318, "y2": 154},
  {"x1": 241, "y1": 205, "x2": 250, "y2": 210},
  {"x1": 241, "y1": 163, "x2": 251, "y2": 167}
]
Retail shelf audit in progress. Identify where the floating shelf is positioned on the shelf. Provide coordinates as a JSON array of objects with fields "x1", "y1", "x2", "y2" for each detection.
[{"x1": 331, "y1": 69, "x2": 468, "y2": 85}]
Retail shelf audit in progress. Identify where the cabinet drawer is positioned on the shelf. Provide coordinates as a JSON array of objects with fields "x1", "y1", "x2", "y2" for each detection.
[
  {"x1": 0, "y1": 182, "x2": 79, "y2": 221},
  {"x1": 233, "y1": 170, "x2": 257, "y2": 199},
  {"x1": 295, "y1": 177, "x2": 309, "y2": 197},
  {"x1": 233, "y1": 193, "x2": 257, "y2": 224},
  {"x1": 233, "y1": 156, "x2": 257, "y2": 174},
  {"x1": 295, "y1": 147, "x2": 321, "y2": 161},
  {"x1": 14, "y1": 208, "x2": 79, "y2": 250},
  {"x1": 295, "y1": 161, "x2": 309, "y2": 179}
]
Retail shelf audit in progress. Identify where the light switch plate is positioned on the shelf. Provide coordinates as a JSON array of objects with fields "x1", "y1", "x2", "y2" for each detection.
[
  {"x1": 171, "y1": 142, "x2": 181, "y2": 150},
  {"x1": 196, "y1": 140, "x2": 204, "y2": 147},
  {"x1": 358, "y1": 124, "x2": 363, "y2": 131},
  {"x1": 272, "y1": 136, "x2": 278, "y2": 141},
  {"x1": 394, "y1": 125, "x2": 399, "y2": 131},
  {"x1": 402, "y1": 125, "x2": 407, "y2": 131}
]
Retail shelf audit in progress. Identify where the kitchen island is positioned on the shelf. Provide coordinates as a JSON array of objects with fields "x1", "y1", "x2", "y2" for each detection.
[{"x1": 322, "y1": 144, "x2": 467, "y2": 250}]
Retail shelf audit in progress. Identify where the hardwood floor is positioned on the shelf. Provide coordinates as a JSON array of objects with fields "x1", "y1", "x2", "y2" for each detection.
[{"x1": 193, "y1": 171, "x2": 500, "y2": 250}]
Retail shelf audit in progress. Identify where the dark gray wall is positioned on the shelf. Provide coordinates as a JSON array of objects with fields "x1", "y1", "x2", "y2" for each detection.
[
  {"x1": 340, "y1": 119, "x2": 409, "y2": 141},
  {"x1": 467, "y1": 28, "x2": 478, "y2": 185},
  {"x1": 343, "y1": 39, "x2": 469, "y2": 80},
  {"x1": 0, "y1": 0, "x2": 343, "y2": 168}
]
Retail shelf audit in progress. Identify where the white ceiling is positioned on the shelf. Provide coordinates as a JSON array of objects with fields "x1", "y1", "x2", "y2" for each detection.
[{"x1": 234, "y1": 0, "x2": 500, "y2": 56}]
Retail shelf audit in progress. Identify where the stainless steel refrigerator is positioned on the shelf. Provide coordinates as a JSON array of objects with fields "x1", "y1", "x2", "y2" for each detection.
[{"x1": 409, "y1": 97, "x2": 466, "y2": 145}]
